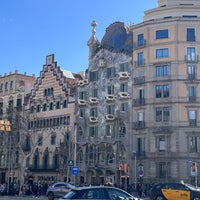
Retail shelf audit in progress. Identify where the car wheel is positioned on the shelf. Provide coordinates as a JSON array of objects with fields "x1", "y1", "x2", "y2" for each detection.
[
  {"x1": 156, "y1": 196, "x2": 164, "y2": 200},
  {"x1": 47, "y1": 192, "x2": 54, "y2": 200}
]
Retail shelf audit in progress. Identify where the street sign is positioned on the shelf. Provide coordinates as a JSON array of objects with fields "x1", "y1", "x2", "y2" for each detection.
[
  {"x1": 188, "y1": 159, "x2": 193, "y2": 164},
  {"x1": 72, "y1": 166, "x2": 79, "y2": 175},
  {"x1": 68, "y1": 160, "x2": 74, "y2": 166}
]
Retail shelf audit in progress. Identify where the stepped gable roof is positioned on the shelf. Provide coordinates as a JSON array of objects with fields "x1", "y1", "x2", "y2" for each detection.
[{"x1": 101, "y1": 21, "x2": 133, "y2": 55}]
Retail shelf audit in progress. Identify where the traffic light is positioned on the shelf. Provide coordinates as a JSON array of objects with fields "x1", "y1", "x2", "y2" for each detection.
[
  {"x1": 0, "y1": 120, "x2": 4, "y2": 131},
  {"x1": 0, "y1": 120, "x2": 11, "y2": 131},
  {"x1": 192, "y1": 162, "x2": 197, "y2": 172},
  {"x1": 4, "y1": 120, "x2": 11, "y2": 131}
]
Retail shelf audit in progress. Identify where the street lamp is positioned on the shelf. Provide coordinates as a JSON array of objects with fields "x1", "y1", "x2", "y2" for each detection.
[{"x1": 132, "y1": 151, "x2": 137, "y2": 191}]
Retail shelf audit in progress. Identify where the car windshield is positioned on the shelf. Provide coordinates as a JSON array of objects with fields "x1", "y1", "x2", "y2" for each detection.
[
  {"x1": 63, "y1": 190, "x2": 76, "y2": 199},
  {"x1": 185, "y1": 183, "x2": 198, "y2": 191}
]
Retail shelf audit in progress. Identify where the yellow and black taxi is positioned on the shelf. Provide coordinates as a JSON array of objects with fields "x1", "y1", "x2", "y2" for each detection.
[{"x1": 149, "y1": 182, "x2": 200, "y2": 200}]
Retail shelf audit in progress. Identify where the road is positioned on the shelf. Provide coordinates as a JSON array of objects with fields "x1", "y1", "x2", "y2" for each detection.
[
  {"x1": 0, "y1": 195, "x2": 150, "y2": 200},
  {"x1": 0, "y1": 195, "x2": 48, "y2": 200}
]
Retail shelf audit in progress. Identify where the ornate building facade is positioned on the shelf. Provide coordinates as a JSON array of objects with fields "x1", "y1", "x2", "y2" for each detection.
[
  {"x1": 76, "y1": 21, "x2": 133, "y2": 187},
  {"x1": 27, "y1": 54, "x2": 80, "y2": 184}
]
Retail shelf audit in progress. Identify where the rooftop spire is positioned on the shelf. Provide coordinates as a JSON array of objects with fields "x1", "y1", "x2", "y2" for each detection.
[{"x1": 87, "y1": 20, "x2": 100, "y2": 60}]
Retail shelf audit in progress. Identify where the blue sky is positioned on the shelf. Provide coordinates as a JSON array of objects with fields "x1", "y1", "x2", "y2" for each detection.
[{"x1": 0, "y1": 0, "x2": 157, "y2": 77}]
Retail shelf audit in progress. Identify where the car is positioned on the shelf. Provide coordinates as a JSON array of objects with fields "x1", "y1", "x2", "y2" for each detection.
[
  {"x1": 46, "y1": 182, "x2": 76, "y2": 200},
  {"x1": 58, "y1": 186, "x2": 139, "y2": 200},
  {"x1": 149, "y1": 182, "x2": 200, "y2": 200}
]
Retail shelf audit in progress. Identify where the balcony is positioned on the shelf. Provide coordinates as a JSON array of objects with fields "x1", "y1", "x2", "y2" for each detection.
[
  {"x1": 189, "y1": 96, "x2": 196, "y2": 102},
  {"x1": 134, "y1": 59, "x2": 145, "y2": 67},
  {"x1": 133, "y1": 121, "x2": 145, "y2": 129},
  {"x1": 188, "y1": 74, "x2": 196, "y2": 80},
  {"x1": 189, "y1": 119, "x2": 197, "y2": 127},
  {"x1": 185, "y1": 55, "x2": 199, "y2": 63},
  {"x1": 134, "y1": 76, "x2": 145, "y2": 84},
  {"x1": 134, "y1": 40, "x2": 146, "y2": 49},
  {"x1": 133, "y1": 98, "x2": 145, "y2": 106}
]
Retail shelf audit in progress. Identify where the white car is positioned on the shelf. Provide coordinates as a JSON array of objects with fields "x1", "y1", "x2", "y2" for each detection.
[{"x1": 46, "y1": 182, "x2": 76, "y2": 200}]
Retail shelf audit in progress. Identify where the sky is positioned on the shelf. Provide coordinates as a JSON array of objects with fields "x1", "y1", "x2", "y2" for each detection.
[{"x1": 0, "y1": 0, "x2": 157, "y2": 77}]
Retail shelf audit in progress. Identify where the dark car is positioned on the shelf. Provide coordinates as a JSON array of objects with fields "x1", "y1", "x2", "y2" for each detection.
[
  {"x1": 58, "y1": 186, "x2": 139, "y2": 200},
  {"x1": 149, "y1": 182, "x2": 200, "y2": 200},
  {"x1": 46, "y1": 182, "x2": 76, "y2": 200}
]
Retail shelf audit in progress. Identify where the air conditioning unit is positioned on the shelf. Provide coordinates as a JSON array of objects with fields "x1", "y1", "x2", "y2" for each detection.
[
  {"x1": 105, "y1": 114, "x2": 115, "y2": 121},
  {"x1": 89, "y1": 97, "x2": 99, "y2": 104},
  {"x1": 118, "y1": 72, "x2": 130, "y2": 79},
  {"x1": 89, "y1": 116, "x2": 98, "y2": 123},
  {"x1": 118, "y1": 92, "x2": 130, "y2": 99},
  {"x1": 105, "y1": 94, "x2": 116, "y2": 101},
  {"x1": 78, "y1": 80, "x2": 84, "y2": 87},
  {"x1": 83, "y1": 79, "x2": 89, "y2": 85},
  {"x1": 78, "y1": 99, "x2": 86, "y2": 106}
]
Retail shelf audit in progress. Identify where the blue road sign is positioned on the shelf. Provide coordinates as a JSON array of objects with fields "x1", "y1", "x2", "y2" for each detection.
[
  {"x1": 72, "y1": 166, "x2": 79, "y2": 175},
  {"x1": 188, "y1": 159, "x2": 193, "y2": 164}
]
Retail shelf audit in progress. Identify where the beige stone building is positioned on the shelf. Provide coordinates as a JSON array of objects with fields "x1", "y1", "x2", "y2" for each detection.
[
  {"x1": 0, "y1": 71, "x2": 35, "y2": 184},
  {"x1": 131, "y1": 0, "x2": 200, "y2": 184}
]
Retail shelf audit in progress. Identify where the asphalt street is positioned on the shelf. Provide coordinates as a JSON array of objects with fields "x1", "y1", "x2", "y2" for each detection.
[{"x1": 0, "y1": 195, "x2": 150, "y2": 200}]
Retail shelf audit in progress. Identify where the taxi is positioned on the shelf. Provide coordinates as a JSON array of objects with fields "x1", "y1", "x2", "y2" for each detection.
[{"x1": 149, "y1": 182, "x2": 200, "y2": 200}]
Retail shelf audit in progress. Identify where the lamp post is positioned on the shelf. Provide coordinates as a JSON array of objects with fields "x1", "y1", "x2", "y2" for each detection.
[{"x1": 132, "y1": 151, "x2": 137, "y2": 192}]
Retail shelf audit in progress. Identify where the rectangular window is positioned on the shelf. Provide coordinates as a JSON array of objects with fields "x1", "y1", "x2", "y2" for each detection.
[
  {"x1": 89, "y1": 71, "x2": 98, "y2": 81},
  {"x1": 90, "y1": 107, "x2": 97, "y2": 117},
  {"x1": 107, "y1": 85, "x2": 114, "y2": 94},
  {"x1": 107, "y1": 67, "x2": 116, "y2": 78},
  {"x1": 106, "y1": 124, "x2": 114, "y2": 137},
  {"x1": 187, "y1": 66, "x2": 196, "y2": 79},
  {"x1": 89, "y1": 126, "x2": 98, "y2": 137},
  {"x1": 156, "y1": 85, "x2": 169, "y2": 98},
  {"x1": 120, "y1": 102, "x2": 128, "y2": 111},
  {"x1": 188, "y1": 85, "x2": 196, "y2": 101},
  {"x1": 156, "y1": 65, "x2": 169, "y2": 77},
  {"x1": 156, "y1": 48, "x2": 169, "y2": 58},
  {"x1": 92, "y1": 88, "x2": 98, "y2": 97},
  {"x1": 0, "y1": 83, "x2": 3, "y2": 92},
  {"x1": 106, "y1": 105, "x2": 115, "y2": 115},
  {"x1": 120, "y1": 82, "x2": 128, "y2": 92},
  {"x1": 10, "y1": 81, "x2": 13, "y2": 90},
  {"x1": 137, "y1": 137, "x2": 145, "y2": 156},
  {"x1": 137, "y1": 111, "x2": 144, "y2": 122},
  {"x1": 189, "y1": 110, "x2": 197, "y2": 126},
  {"x1": 187, "y1": 47, "x2": 196, "y2": 61},
  {"x1": 5, "y1": 82, "x2": 8, "y2": 91},
  {"x1": 79, "y1": 91, "x2": 87, "y2": 100},
  {"x1": 38, "y1": 136, "x2": 43, "y2": 146},
  {"x1": 189, "y1": 136, "x2": 200, "y2": 153},
  {"x1": 120, "y1": 62, "x2": 130, "y2": 72},
  {"x1": 156, "y1": 107, "x2": 170, "y2": 122},
  {"x1": 158, "y1": 162, "x2": 169, "y2": 179},
  {"x1": 137, "y1": 52, "x2": 144, "y2": 66},
  {"x1": 79, "y1": 109, "x2": 85, "y2": 118},
  {"x1": 187, "y1": 28, "x2": 195, "y2": 42},
  {"x1": 156, "y1": 29, "x2": 169, "y2": 39},
  {"x1": 137, "y1": 33, "x2": 145, "y2": 46},
  {"x1": 159, "y1": 137, "x2": 167, "y2": 151}
]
